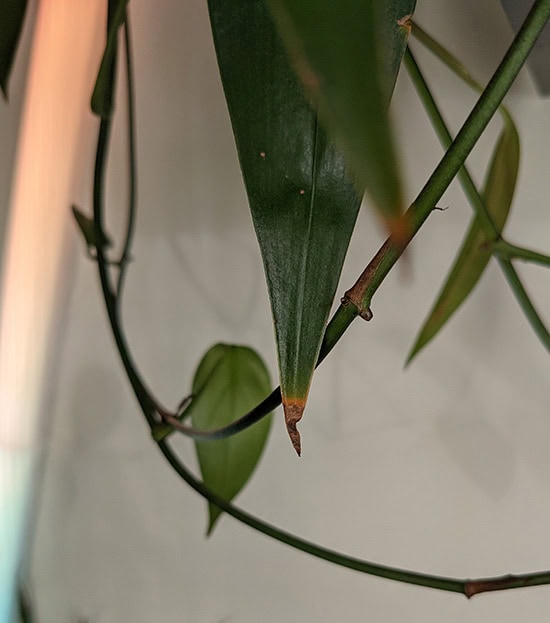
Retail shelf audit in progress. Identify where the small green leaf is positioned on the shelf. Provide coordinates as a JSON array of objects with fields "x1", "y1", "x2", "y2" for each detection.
[
  {"x1": 208, "y1": 0, "x2": 413, "y2": 453},
  {"x1": 91, "y1": 0, "x2": 129, "y2": 117},
  {"x1": 407, "y1": 116, "x2": 520, "y2": 361},
  {"x1": 72, "y1": 205, "x2": 112, "y2": 252},
  {"x1": 190, "y1": 344, "x2": 272, "y2": 535},
  {"x1": 0, "y1": 0, "x2": 28, "y2": 99},
  {"x1": 267, "y1": 0, "x2": 416, "y2": 240}
]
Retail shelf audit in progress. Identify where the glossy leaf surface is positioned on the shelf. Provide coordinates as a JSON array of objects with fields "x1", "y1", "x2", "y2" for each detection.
[
  {"x1": 267, "y1": 0, "x2": 416, "y2": 238},
  {"x1": 0, "y1": 0, "x2": 28, "y2": 99},
  {"x1": 190, "y1": 344, "x2": 272, "y2": 534},
  {"x1": 408, "y1": 116, "x2": 519, "y2": 361},
  {"x1": 208, "y1": 0, "x2": 413, "y2": 453},
  {"x1": 91, "y1": 0, "x2": 129, "y2": 117}
]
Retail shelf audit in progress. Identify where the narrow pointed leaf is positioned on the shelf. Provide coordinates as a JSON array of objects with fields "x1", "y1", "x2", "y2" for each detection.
[
  {"x1": 267, "y1": 0, "x2": 416, "y2": 240},
  {"x1": 407, "y1": 24, "x2": 521, "y2": 362},
  {"x1": 190, "y1": 344, "x2": 272, "y2": 535},
  {"x1": 208, "y1": 0, "x2": 412, "y2": 453},
  {"x1": 408, "y1": 117, "x2": 520, "y2": 361},
  {"x1": 91, "y1": 0, "x2": 129, "y2": 118},
  {"x1": 0, "y1": 0, "x2": 28, "y2": 99},
  {"x1": 72, "y1": 205, "x2": 113, "y2": 252}
]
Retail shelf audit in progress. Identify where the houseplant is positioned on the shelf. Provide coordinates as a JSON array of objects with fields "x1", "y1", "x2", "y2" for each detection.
[{"x1": 2, "y1": 0, "x2": 550, "y2": 619}]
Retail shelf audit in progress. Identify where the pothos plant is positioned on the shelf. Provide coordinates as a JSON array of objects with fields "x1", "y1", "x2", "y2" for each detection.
[{"x1": 4, "y1": 0, "x2": 550, "y2": 607}]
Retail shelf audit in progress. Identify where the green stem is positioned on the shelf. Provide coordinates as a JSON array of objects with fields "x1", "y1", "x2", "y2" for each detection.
[
  {"x1": 403, "y1": 46, "x2": 500, "y2": 238},
  {"x1": 158, "y1": 437, "x2": 550, "y2": 597},
  {"x1": 489, "y1": 240, "x2": 550, "y2": 266},
  {"x1": 94, "y1": 8, "x2": 356, "y2": 446},
  {"x1": 116, "y1": 15, "x2": 137, "y2": 300},
  {"x1": 404, "y1": 42, "x2": 550, "y2": 352},
  {"x1": 90, "y1": 3, "x2": 550, "y2": 596},
  {"x1": 497, "y1": 258, "x2": 550, "y2": 348},
  {"x1": 158, "y1": 438, "x2": 465, "y2": 593},
  {"x1": 347, "y1": 0, "x2": 550, "y2": 311},
  {"x1": 153, "y1": 302, "x2": 356, "y2": 441},
  {"x1": 94, "y1": 20, "x2": 160, "y2": 431}
]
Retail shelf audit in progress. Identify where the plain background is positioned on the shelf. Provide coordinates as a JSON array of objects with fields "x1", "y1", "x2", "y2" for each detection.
[{"x1": 2, "y1": 0, "x2": 550, "y2": 621}]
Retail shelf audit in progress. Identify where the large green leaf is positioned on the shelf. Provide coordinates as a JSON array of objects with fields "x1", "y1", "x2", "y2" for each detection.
[
  {"x1": 208, "y1": 0, "x2": 413, "y2": 454},
  {"x1": 190, "y1": 344, "x2": 272, "y2": 534},
  {"x1": 407, "y1": 24, "x2": 520, "y2": 362},
  {"x1": 267, "y1": 0, "x2": 416, "y2": 240},
  {"x1": 91, "y1": 0, "x2": 129, "y2": 117},
  {"x1": 0, "y1": 0, "x2": 28, "y2": 99}
]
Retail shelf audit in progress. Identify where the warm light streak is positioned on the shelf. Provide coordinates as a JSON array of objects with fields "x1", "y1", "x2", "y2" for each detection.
[{"x1": 0, "y1": 2, "x2": 105, "y2": 619}]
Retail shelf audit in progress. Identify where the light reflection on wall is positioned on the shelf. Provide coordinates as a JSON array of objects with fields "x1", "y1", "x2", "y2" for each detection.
[{"x1": 0, "y1": 2, "x2": 105, "y2": 620}]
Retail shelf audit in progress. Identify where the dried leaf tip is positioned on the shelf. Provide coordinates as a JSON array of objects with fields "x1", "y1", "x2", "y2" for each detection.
[
  {"x1": 283, "y1": 400, "x2": 305, "y2": 456},
  {"x1": 397, "y1": 14, "x2": 413, "y2": 35}
]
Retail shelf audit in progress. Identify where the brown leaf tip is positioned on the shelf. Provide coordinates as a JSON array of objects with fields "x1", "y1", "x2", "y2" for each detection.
[
  {"x1": 397, "y1": 14, "x2": 413, "y2": 35},
  {"x1": 283, "y1": 400, "x2": 305, "y2": 456}
]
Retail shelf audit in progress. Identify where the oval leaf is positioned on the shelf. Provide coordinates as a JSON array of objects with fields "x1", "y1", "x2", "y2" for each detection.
[
  {"x1": 208, "y1": 0, "x2": 413, "y2": 453},
  {"x1": 407, "y1": 117, "x2": 520, "y2": 361},
  {"x1": 267, "y1": 0, "x2": 416, "y2": 240},
  {"x1": 190, "y1": 344, "x2": 272, "y2": 535},
  {"x1": 0, "y1": 0, "x2": 28, "y2": 99}
]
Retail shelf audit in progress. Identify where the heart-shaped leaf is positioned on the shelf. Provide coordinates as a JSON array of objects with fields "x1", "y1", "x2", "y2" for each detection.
[
  {"x1": 0, "y1": 0, "x2": 28, "y2": 99},
  {"x1": 190, "y1": 344, "x2": 272, "y2": 534},
  {"x1": 208, "y1": 0, "x2": 413, "y2": 453},
  {"x1": 267, "y1": 0, "x2": 416, "y2": 241}
]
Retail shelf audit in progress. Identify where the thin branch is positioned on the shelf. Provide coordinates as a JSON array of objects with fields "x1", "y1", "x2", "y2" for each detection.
[
  {"x1": 405, "y1": 42, "x2": 550, "y2": 352},
  {"x1": 158, "y1": 436, "x2": 550, "y2": 597},
  {"x1": 93, "y1": 19, "x2": 160, "y2": 431},
  {"x1": 497, "y1": 258, "x2": 550, "y2": 349},
  {"x1": 115, "y1": 14, "x2": 138, "y2": 300},
  {"x1": 89, "y1": 1, "x2": 550, "y2": 596},
  {"x1": 154, "y1": 301, "x2": 357, "y2": 440},
  {"x1": 488, "y1": 240, "x2": 550, "y2": 266},
  {"x1": 344, "y1": 0, "x2": 550, "y2": 312}
]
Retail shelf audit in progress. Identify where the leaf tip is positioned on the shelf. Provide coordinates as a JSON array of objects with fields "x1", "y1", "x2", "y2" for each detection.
[
  {"x1": 283, "y1": 399, "x2": 305, "y2": 456},
  {"x1": 397, "y1": 14, "x2": 413, "y2": 36},
  {"x1": 404, "y1": 347, "x2": 416, "y2": 368}
]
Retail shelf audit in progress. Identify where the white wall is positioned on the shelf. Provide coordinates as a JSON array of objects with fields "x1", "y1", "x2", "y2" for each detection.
[{"x1": 6, "y1": 0, "x2": 550, "y2": 621}]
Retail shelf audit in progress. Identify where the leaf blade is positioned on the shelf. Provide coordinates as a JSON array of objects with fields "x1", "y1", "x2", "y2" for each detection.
[
  {"x1": 407, "y1": 116, "x2": 520, "y2": 361},
  {"x1": 190, "y1": 344, "x2": 272, "y2": 534},
  {"x1": 208, "y1": 0, "x2": 414, "y2": 452},
  {"x1": 0, "y1": 0, "x2": 28, "y2": 99},
  {"x1": 267, "y1": 0, "x2": 416, "y2": 238},
  {"x1": 91, "y1": 0, "x2": 129, "y2": 118}
]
